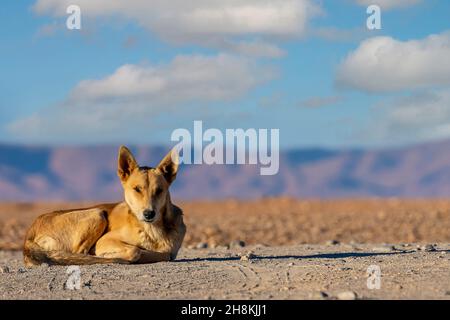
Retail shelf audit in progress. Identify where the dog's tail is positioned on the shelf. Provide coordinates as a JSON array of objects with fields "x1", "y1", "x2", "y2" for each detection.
[{"x1": 23, "y1": 241, "x2": 130, "y2": 266}]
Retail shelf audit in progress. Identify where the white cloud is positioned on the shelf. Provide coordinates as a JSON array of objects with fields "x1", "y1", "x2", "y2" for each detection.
[
  {"x1": 354, "y1": 0, "x2": 421, "y2": 10},
  {"x1": 33, "y1": 0, "x2": 320, "y2": 50},
  {"x1": 7, "y1": 54, "x2": 276, "y2": 142},
  {"x1": 71, "y1": 54, "x2": 274, "y2": 103},
  {"x1": 336, "y1": 31, "x2": 450, "y2": 92},
  {"x1": 219, "y1": 40, "x2": 286, "y2": 58},
  {"x1": 364, "y1": 90, "x2": 450, "y2": 144}
]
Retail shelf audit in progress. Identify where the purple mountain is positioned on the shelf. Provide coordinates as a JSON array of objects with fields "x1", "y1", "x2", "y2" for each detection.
[{"x1": 1, "y1": 140, "x2": 450, "y2": 201}]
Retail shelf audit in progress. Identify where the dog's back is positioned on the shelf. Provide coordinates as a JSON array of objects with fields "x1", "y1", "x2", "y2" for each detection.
[{"x1": 23, "y1": 204, "x2": 129, "y2": 266}]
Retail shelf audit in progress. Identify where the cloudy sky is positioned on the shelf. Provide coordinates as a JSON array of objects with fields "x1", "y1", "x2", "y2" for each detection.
[{"x1": 0, "y1": 0, "x2": 449, "y2": 148}]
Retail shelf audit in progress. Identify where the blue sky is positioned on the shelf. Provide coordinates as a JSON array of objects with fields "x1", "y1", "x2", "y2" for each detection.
[{"x1": 1, "y1": 0, "x2": 449, "y2": 149}]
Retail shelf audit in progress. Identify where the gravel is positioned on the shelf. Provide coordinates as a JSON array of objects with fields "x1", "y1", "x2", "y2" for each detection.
[
  {"x1": 417, "y1": 244, "x2": 437, "y2": 252},
  {"x1": 229, "y1": 240, "x2": 246, "y2": 248},
  {"x1": 1, "y1": 243, "x2": 449, "y2": 300},
  {"x1": 372, "y1": 245, "x2": 396, "y2": 253},
  {"x1": 195, "y1": 242, "x2": 208, "y2": 249},
  {"x1": 336, "y1": 291, "x2": 358, "y2": 300},
  {"x1": 0, "y1": 266, "x2": 10, "y2": 273}
]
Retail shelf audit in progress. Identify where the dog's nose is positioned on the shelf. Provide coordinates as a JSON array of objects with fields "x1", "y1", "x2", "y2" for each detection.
[{"x1": 143, "y1": 210, "x2": 156, "y2": 221}]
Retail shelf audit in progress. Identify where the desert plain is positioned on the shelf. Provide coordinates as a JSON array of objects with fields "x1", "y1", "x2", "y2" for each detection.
[{"x1": 1, "y1": 198, "x2": 449, "y2": 299}]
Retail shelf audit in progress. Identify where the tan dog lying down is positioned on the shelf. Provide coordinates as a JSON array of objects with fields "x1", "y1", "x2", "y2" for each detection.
[{"x1": 23, "y1": 146, "x2": 186, "y2": 266}]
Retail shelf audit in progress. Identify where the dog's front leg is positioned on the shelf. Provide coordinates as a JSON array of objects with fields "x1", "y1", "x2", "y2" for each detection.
[
  {"x1": 136, "y1": 250, "x2": 171, "y2": 263},
  {"x1": 95, "y1": 236, "x2": 170, "y2": 263},
  {"x1": 94, "y1": 237, "x2": 142, "y2": 263}
]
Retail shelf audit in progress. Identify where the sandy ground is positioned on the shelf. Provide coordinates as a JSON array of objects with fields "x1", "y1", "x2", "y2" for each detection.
[
  {"x1": 1, "y1": 243, "x2": 449, "y2": 300},
  {"x1": 1, "y1": 199, "x2": 449, "y2": 300},
  {"x1": 2, "y1": 198, "x2": 450, "y2": 250}
]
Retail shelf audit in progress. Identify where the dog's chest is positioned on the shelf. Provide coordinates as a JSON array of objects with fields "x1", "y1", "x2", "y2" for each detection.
[{"x1": 136, "y1": 224, "x2": 172, "y2": 252}]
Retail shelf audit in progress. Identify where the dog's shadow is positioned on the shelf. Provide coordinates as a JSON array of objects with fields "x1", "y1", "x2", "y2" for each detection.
[{"x1": 175, "y1": 249, "x2": 448, "y2": 263}]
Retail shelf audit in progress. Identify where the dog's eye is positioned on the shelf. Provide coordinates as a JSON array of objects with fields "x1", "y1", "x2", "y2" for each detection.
[
  {"x1": 155, "y1": 187, "x2": 163, "y2": 196},
  {"x1": 134, "y1": 186, "x2": 142, "y2": 193}
]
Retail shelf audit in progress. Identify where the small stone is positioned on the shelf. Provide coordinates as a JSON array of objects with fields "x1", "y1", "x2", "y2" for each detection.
[
  {"x1": 240, "y1": 252, "x2": 256, "y2": 261},
  {"x1": 417, "y1": 244, "x2": 436, "y2": 252},
  {"x1": 230, "y1": 240, "x2": 246, "y2": 248},
  {"x1": 372, "y1": 245, "x2": 395, "y2": 253},
  {"x1": 312, "y1": 291, "x2": 329, "y2": 299},
  {"x1": 287, "y1": 262, "x2": 295, "y2": 266},
  {"x1": 17, "y1": 267, "x2": 27, "y2": 273},
  {"x1": 0, "y1": 266, "x2": 10, "y2": 273},
  {"x1": 195, "y1": 242, "x2": 208, "y2": 249},
  {"x1": 445, "y1": 291, "x2": 450, "y2": 296},
  {"x1": 336, "y1": 291, "x2": 357, "y2": 300},
  {"x1": 326, "y1": 240, "x2": 340, "y2": 245},
  {"x1": 255, "y1": 243, "x2": 268, "y2": 248}
]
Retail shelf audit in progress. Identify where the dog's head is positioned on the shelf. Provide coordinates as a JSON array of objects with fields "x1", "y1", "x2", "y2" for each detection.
[{"x1": 117, "y1": 146, "x2": 178, "y2": 224}]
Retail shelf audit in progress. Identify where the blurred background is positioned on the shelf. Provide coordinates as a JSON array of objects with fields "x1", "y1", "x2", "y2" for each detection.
[{"x1": 1, "y1": 1, "x2": 450, "y2": 249}]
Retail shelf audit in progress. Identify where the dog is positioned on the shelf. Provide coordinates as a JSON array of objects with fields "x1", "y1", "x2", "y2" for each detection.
[{"x1": 23, "y1": 146, "x2": 186, "y2": 266}]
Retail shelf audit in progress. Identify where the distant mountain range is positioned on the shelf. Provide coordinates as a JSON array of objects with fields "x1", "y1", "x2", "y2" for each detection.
[{"x1": 1, "y1": 140, "x2": 450, "y2": 201}]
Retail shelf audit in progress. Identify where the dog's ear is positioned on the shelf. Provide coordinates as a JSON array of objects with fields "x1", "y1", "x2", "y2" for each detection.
[
  {"x1": 157, "y1": 148, "x2": 179, "y2": 185},
  {"x1": 118, "y1": 146, "x2": 138, "y2": 182}
]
